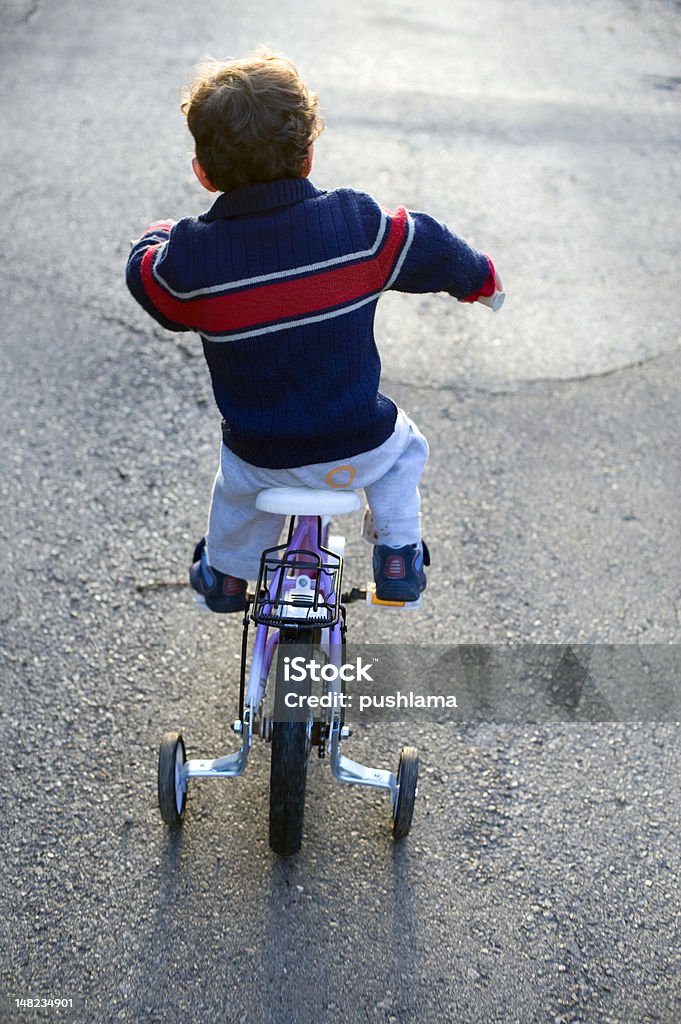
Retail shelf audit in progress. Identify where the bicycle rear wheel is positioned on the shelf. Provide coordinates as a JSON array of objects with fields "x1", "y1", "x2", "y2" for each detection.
[{"x1": 269, "y1": 631, "x2": 315, "y2": 856}]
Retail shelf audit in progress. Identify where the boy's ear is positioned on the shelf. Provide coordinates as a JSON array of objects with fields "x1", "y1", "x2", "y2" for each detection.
[
  {"x1": 300, "y1": 143, "x2": 314, "y2": 178},
  {"x1": 192, "y1": 157, "x2": 219, "y2": 193}
]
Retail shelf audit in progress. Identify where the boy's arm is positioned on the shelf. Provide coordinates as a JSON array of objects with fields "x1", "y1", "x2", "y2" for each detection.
[
  {"x1": 125, "y1": 221, "x2": 193, "y2": 332},
  {"x1": 384, "y1": 208, "x2": 501, "y2": 304}
]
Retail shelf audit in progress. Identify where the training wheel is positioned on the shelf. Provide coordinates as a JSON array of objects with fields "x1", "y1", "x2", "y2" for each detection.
[
  {"x1": 158, "y1": 731, "x2": 187, "y2": 827},
  {"x1": 392, "y1": 745, "x2": 418, "y2": 839}
]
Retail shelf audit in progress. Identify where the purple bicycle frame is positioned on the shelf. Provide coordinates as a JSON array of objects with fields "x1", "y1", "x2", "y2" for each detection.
[{"x1": 243, "y1": 513, "x2": 345, "y2": 716}]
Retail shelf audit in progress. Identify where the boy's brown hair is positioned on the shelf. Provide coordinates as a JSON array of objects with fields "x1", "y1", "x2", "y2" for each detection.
[{"x1": 181, "y1": 47, "x2": 324, "y2": 193}]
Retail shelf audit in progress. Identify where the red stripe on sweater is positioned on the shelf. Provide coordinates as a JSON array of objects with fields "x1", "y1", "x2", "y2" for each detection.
[{"x1": 140, "y1": 208, "x2": 408, "y2": 333}]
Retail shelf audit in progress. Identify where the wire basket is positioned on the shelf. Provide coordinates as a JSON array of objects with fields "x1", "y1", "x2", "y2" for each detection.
[{"x1": 252, "y1": 545, "x2": 343, "y2": 629}]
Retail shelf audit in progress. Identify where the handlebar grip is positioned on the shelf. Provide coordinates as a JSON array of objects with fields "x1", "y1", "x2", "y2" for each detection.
[{"x1": 478, "y1": 289, "x2": 506, "y2": 312}]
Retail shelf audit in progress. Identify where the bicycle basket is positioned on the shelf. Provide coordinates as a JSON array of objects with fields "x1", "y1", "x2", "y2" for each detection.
[{"x1": 252, "y1": 545, "x2": 342, "y2": 629}]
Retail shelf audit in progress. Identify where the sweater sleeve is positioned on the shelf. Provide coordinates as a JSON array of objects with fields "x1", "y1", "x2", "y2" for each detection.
[
  {"x1": 125, "y1": 221, "x2": 193, "y2": 333},
  {"x1": 386, "y1": 209, "x2": 493, "y2": 301}
]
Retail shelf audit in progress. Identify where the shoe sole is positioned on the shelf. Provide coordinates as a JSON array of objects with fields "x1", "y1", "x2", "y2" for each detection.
[{"x1": 374, "y1": 581, "x2": 424, "y2": 602}]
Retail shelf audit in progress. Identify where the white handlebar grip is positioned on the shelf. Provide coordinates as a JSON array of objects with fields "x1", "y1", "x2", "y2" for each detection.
[{"x1": 478, "y1": 290, "x2": 506, "y2": 312}]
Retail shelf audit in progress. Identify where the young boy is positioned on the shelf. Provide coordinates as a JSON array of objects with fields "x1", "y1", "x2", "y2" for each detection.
[{"x1": 126, "y1": 48, "x2": 502, "y2": 612}]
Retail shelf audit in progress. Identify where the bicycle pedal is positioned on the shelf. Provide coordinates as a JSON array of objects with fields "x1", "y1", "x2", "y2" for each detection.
[{"x1": 365, "y1": 583, "x2": 422, "y2": 610}]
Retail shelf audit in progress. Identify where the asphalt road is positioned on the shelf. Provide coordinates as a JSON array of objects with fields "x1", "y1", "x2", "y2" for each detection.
[{"x1": 1, "y1": 0, "x2": 680, "y2": 1022}]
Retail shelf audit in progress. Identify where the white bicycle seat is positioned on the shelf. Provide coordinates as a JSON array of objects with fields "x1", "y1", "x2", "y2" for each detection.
[{"x1": 256, "y1": 487, "x2": 361, "y2": 516}]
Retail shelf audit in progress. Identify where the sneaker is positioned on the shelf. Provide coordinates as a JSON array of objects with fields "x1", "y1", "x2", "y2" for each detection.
[
  {"x1": 372, "y1": 540, "x2": 430, "y2": 602},
  {"x1": 189, "y1": 538, "x2": 247, "y2": 613}
]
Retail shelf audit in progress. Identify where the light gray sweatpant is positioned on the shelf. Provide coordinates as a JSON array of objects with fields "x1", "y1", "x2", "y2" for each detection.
[{"x1": 205, "y1": 409, "x2": 429, "y2": 580}]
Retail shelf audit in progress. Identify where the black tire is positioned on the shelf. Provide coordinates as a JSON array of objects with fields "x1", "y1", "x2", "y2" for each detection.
[
  {"x1": 158, "y1": 731, "x2": 187, "y2": 827},
  {"x1": 269, "y1": 633, "x2": 313, "y2": 856},
  {"x1": 392, "y1": 746, "x2": 418, "y2": 839}
]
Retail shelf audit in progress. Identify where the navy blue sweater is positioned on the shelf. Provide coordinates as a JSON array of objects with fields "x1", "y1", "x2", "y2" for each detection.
[{"x1": 126, "y1": 177, "x2": 491, "y2": 468}]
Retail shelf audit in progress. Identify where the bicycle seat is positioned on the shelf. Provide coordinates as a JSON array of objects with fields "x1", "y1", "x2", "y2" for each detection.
[{"x1": 256, "y1": 487, "x2": 361, "y2": 516}]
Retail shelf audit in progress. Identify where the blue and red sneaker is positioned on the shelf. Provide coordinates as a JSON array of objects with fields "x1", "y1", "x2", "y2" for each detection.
[
  {"x1": 189, "y1": 538, "x2": 247, "y2": 613},
  {"x1": 372, "y1": 540, "x2": 430, "y2": 602}
]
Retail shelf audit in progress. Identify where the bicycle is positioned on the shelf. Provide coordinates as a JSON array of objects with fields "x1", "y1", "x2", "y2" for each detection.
[{"x1": 157, "y1": 485, "x2": 420, "y2": 856}]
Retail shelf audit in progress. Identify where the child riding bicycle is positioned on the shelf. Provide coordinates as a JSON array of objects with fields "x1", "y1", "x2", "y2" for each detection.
[{"x1": 126, "y1": 47, "x2": 502, "y2": 612}]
